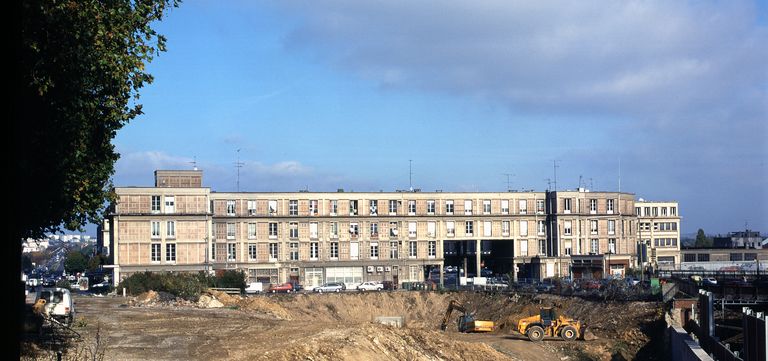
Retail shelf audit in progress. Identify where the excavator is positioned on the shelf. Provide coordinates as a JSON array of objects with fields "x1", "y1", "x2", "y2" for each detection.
[
  {"x1": 517, "y1": 307, "x2": 585, "y2": 342},
  {"x1": 439, "y1": 300, "x2": 494, "y2": 333}
]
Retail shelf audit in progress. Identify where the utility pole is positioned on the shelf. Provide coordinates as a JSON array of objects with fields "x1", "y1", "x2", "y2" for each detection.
[{"x1": 235, "y1": 149, "x2": 244, "y2": 192}]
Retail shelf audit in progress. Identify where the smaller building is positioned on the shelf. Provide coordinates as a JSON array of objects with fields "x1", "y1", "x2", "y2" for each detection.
[
  {"x1": 713, "y1": 229, "x2": 764, "y2": 249},
  {"x1": 635, "y1": 200, "x2": 681, "y2": 270},
  {"x1": 678, "y1": 248, "x2": 768, "y2": 272}
]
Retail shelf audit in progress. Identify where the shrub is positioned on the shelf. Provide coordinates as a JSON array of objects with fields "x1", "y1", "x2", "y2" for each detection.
[
  {"x1": 216, "y1": 270, "x2": 246, "y2": 290},
  {"x1": 56, "y1": 279, "x2": 72, "y2": 290},
  {"x1": 117, "y1": 272, "x2": 207, "y2": 300}
]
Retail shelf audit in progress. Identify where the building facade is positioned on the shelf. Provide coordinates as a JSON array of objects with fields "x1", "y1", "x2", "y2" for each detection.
[
  {"x1": 107, "y1": 170, "x2": 664, "y2": 286},
  {"x1": 636, "y1": 200, "x2": 682, "y2": 270}
]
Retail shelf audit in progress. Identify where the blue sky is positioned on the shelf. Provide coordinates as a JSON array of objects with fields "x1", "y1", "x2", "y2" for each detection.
[{"x1": 109, "y1": 0, "x2": 768, "y2": 235}]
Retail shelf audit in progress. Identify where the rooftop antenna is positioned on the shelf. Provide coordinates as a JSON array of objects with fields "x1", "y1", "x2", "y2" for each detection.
[
  {"x1": 553, "y1": 160, "x2": 559, "y2": 191},
  {"x1": 545, "y1": 178, "x2": 552, "y2": 191},
  {"x1": 578, "y1": 175, "x2": 583, "y2": 189},
  {"x1": 235, "y1": 149, "x2": 244, "y2": 192},
  {"x1": 589, "y1": 178, "x2": 594, "y2": 190},
  {"x1": 503, "y1": 173, "x2": 515, "y2": 191},
  {"x1": 409, "y1": 160, "x2": 413, "y2": 191},
  {"x1": 618, "y1": 158, "x2": 622, "y2": 193},
  {"x1": 190, "y1": 156, "x2": 198, "y2": 171}
]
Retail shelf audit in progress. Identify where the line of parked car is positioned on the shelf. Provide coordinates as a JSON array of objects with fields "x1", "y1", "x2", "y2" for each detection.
[{"x1": 245, "y1": 280, "x2": 391, "y2": 295}]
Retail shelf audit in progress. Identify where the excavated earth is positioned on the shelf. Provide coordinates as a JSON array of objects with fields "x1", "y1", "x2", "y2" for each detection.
[{"x1": 70, "y1": 291, "x2": 665, "y2": 361}]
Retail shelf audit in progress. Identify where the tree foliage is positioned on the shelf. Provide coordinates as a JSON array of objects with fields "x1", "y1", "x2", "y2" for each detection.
[
  {"x1": 16, "y1": 0, "x2": 178, "y2": 240},
  {"x1": 64, "y1": 250, "x2": 88, "y2": 274},
  {"x1": 695, "y1": 228, "x2": 712, "y2": 248}
]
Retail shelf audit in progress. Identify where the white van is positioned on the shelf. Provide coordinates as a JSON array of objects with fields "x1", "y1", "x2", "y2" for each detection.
[
  {"x1": 244, "y1": 282, "x2": 263, "y2": 294},
  {"x1": 37, "y1": 287, "x2": 75, "y2": 326}
]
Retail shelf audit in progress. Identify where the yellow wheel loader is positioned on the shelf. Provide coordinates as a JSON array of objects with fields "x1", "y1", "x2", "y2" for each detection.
[{"x1": 517, "y1": 307, "x2": 584, "y2": 342}]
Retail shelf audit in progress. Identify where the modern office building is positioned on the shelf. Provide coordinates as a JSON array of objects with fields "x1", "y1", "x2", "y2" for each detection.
[{"x1": 106, "y1": 170, "x2": 660, "y2": 286}]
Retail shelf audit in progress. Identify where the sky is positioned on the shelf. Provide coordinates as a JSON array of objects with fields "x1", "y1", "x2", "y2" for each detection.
[{"x1": 109, "y1": 0, "x2": 768, "y2": 236}]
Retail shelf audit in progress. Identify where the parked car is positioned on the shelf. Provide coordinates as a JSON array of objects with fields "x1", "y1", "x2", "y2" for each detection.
[
  {"x1": 357, "y1": 281, "x2": 384, "y2": 292},
  {"x1": 268, "y1": 283, "x2": 294, "y2": 293},
  {"x1": 444, "y1": 266, "x2": 458, "y2": 273},
  {"x1": 313, "y1": 282, "x2": 346, "y2": 293},
  {"x1": 42, "y1": 278, "x2": 56, "y2": 287},
  {"x1": 37, "y1": 287, "x2": 75, "y2": 326},
  {"x1": 625, "y1": 277, "x2": 640, "y2": 286},
  {"x1": 535, "y1": 283, "x2": 555, "y2": 292},
  {"x1": 703, "y1": 277, "x2": 718, "y2": 286},
  {"x1": 244, "y1": 282, "x2": 264, "y2": 294},
  {"x1": 289, "y1": 281, "x2": 304, "y2": 292},
  {"x1": 381, "y1": 280, "x2": 396, "y2": 290},
  {"x1": 90, "y1": 281, "x2": 111, "y2": 294}
]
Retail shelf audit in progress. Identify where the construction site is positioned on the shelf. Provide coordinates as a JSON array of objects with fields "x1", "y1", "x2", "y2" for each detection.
[{"x1": 26, "y1": 290, "x2": 666, "y2": 361}]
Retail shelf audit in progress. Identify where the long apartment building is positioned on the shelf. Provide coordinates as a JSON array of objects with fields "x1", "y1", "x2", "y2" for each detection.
[
  {"x1": 636, "y1": 200, "x2": 682, "y2": 270},
  {"x1": 107, "y1": 170, "x2": 668, "y2": 287}
]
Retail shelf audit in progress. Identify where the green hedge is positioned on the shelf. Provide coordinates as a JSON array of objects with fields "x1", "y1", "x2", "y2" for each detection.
[{"x1": 117, "y1": 271, "x2": 245, "y2": 300}]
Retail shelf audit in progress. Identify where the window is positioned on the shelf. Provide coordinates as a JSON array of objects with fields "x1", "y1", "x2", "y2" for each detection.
[
  {"x1": 464, "y1": 200, "x2": 473, "y2": 215},
  {"x1": 288, "y1": 242, "x2": 299, "y2": 261},
  {"x1": 330, "y1": 222, "x2": 339, "y2": 238},
  {"x1": 652, "y1": 207, "x2": 658, "y2": 216},
  {"x1": 730, "y1": 253, "x2": 743, "y2": 261},
  {"x1": 446, "y1": 200, "x2": 454, "y2": 215},
  {"x1": 408, "y1": 200, "x2": 416, "y2": 215},
  {"x1": 590, "y1": 239, "x2": 599, "y2": 254},
  {"x1": 227, "y1": 243, "x2": 236, "y2": 261},
  {"x1": 520, "y1": 221, "x2": 528, "y2": 236},
  {"x1": 268, "y1": 200, "x2": 277, "y2": 215},
  {"x1": 349, "y1": 222, "x2": 359, "y2": 237},
  {"x1": 538, "y1": 239, "x2": 546, "y2": 255},
  {"x1": 670, "y1": 206, "x2": 677, "y2": 216},
  {"x1": 644, "y1": 207, "x2": 650, "y2": 216},
  {"x1": 427, "y1": 200, "x2": 435, "y2": 214},
  {"x1": 369, "y1": 200, "x2": 378, "y2": 216},
  {"x1": 483, "y1": 200, "x2": 491, "y2": 214},
  {"x1": 408, "y1": 222, "x2": 417, "y2": 237},
  {"x1": 608, "y1": 220, "x2": 616, "y2": 235},
  {"x1": 370, "y1": 223, "x2": 379, "y2": 237},
  {"x1": 389, "y1": 222, "x2": 399, "y2": 237},
  {"x1": 370, "y1": 242, "x2": 379, "y2": 259},
  {"x1": 269, "y1": 243, "x2": 279, "y2": 261},
  {"x1": 151, "y1": 221, "x2": 161, "y2": 238},
  {"x1": 661, "y1": 207, "x2": 667, "y2": 216},
  {"x1": 683, "y1": 254, "x2": 696, "y2": 262},
  {"x1": 564, "y1": 198, "x2": 572, "y2": 213},
  {"x1": 606, "y1": 199, "x2": 614, "y2": 214},
  {"x1": 164, "y1": 196, "x2": 175, "y2": 214},
  {"x1": 166, "y1": 221, "x2": 175, "y2": 238},
  {"x1": 518, "y1": 200, "x2": 527, "y2": 214},
  {"x1": 309, "y1": 222, "x2": 318, "y2": 238},
  {"x1": 390, "y1": 241, "x2": 399, "y2": 259},
  {"x1": 589, "y1": 199, "x2": 597, "y2": 213},
  {"x1": 289, "y1": 222, "x2": 298, "y2": 238},
  {"x1": 501, "y1": 200, "x2": 509, "y2": 214},
  {"x1": 349, "y1": 200, "x2": 358, "y2": 216},
  {"x1": 330, "y1": 242, "x2": 339, "y2": 259},
  {"x1": 350, "y1": 242, "x2": 359, "y2": 260},
  {"x1": 536, "y1": 199, "x2": 545, "y2": 214},
  {"x1": 389, "y1": 200, "x2": 398, "y2": 214},
  {"x1": 635, "y1": 207, "x2": 641, "y2": 216},
  {"x1": 446, "y1": 221, "x2": 455, "y2": 236},
  {"x1": 697, "y1": 254, "x2": 710, "y2": 262},
  {"x1": 248, "y1": 200, "x2": 256, "y2": 216},
  {"x1": 483, "y1": 221, "x2": 492, "y2": 237},
  {"x1": 427, "y1": 221, "x2": 436, "y2": 237},
  {"x1": 210, "y1": 243, "x2": 216, "y2": 260},
  {"x1": 564, "y1": 220, "x2": 572, "y2": 236},
  {"x1": 227, "y1": 200, "x2": 236, "y2": 216},
  {"x1": 537, "y1": 221, "x2": 545, "y2": 235},
  {"x1": 151, "y1": 243, "x2": 161, "y2": 262},
  {"x1": 465, "y1": 221, "x2": 474, "y2": 236},
  {"x1": 590, "y1": 220, "x2": 598, "y2": 234},
  {"x1": 428, "y1": 241, "x2": 436, "y2": 258},
  {"x1": 608, "y1": 239, "x2": 616, "y2": 254},
  {"x1": 166, "y1": 243, "x2": 176, "y2": 262},
  {"x1": 744, "y1": 253, "x2": 757, "y2": 261},
  {"x1": 151, "y1": 196, "x2": 161, "y2": 213},
  {"x1": 309, "y1": 200, "x2": 318, "y2": 215},
  {"x1": 564, "y1": 243, "x2": 572, "y2": 256},
  {"x1": 248, "y1": 243, "x2": 257, "y2": 260},
  {"x1": 502, "y1": 221, "x2": 510, "y2": 236},
  {"x1": 269, "y1": 222, "x2": 278, "y2": 238},
  {"x1": 226, "y1": 223, "x2": 235, "y2": 239},
  {"x1": 330, "y1": 200, "x2": 338, "y2": 215},
  {"x1": 519, "y1": 240, "x2": 528, "y2": 256},
  {"x1": 289, "y1": 200, "x2": 298, "y2": 216},
  {"x1": 409, "y1": 241, "x2": 417, "y2": 258},
  {"x1": 310, "y1": 242, "x2": 319, "y2": 260}
]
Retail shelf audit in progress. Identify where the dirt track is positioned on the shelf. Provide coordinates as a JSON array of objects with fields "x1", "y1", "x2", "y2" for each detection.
[{"x1": 73, "y1": 291, "x2": 664, "y2": 361}]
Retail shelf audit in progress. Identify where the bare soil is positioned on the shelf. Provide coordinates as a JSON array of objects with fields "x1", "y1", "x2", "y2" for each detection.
[{"x1": 70, "y1": 291, "x2": 664, "y2": 361}]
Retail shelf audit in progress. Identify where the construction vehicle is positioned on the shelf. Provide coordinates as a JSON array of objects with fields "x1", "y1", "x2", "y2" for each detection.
[
  {"x1": 439, "y1": 300, "x2": 494, "y2": 333},
  {"x1": 517, "y1": 307, "x2": 584, "y2": 342}
]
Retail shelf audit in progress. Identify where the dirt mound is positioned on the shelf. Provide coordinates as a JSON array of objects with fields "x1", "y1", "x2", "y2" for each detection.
[
  {"x1": 262, "y1": 323, "x2": 509, "y2": 361},
  {"x1": 237, "y1": 297, "x2": 292, "y2": 320},
  {"x1": 131, "y1": 290, "x2": 176, "y2": 306}
]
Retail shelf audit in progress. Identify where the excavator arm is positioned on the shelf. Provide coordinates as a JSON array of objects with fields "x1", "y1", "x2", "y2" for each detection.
[{"x1": 440, "y1": 300, "x2": 467, "y2": 331}]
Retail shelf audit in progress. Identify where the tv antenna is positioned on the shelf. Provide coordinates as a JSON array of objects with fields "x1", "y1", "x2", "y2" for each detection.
[
  {"x1": 409, "y1": 160, "x2": 413, "y2": 191},
  {"x1": 189, "y1": 156, "x2": 198, "y2": 171},
  {"x1": 545, "y1": 178, "x2": 552, "y2": 191},
  {"x1": 553, "y1": 160, "x2": 559, "y2": 191},
  {"x1": 503, "y1": 173, "x2": 514, "y2": 191},
  {"x1": 235, "y1": 149, "x2": 244, "y2": 192}
]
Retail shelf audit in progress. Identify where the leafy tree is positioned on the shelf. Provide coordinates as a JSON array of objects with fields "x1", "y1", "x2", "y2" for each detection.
[
  {"x1": 694, "y1": 228, "x2": 712, "y2": 248},
  {"x1": 14, "y1": 1, "x2": 177, "y2": 355},
  {"x1": 64, "y1": 250, "x2": 88, "y2": 274},
  {"x1": 21, "y1": 255, "x2": 33, "y2": 273},
  {"x1": 217, "y1": 270, "x2": 247, "y2": 291}
]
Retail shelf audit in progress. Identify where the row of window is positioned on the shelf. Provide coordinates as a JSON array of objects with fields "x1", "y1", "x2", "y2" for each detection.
[
  {"x1": 218, "y1": 241, "x2": 438, "y2": 262},
  {"x1": 635, "y1": 205, "x2": 678, "y2": 217},
  {"x1": 638, "y1": 222, "x2": 678, "y2": 231},
  {"x1": 561, "y1": 198, "x2": 618, "y2": 214},
  {"x1": 150, "y1": 243, "x2": 176, "y2": 262},
  {"x1": 224, "y1": 220, "x2": 548, "y2": 240},
  {"x1": 682, "y1": 253, "x2": 758, "y2": 263},
  {"x1": 653, "y1": 238, "x2": 678, "y2": 247},
  {"x1": 516, "y1": 238, "x2": 617, "y2": 256}
]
